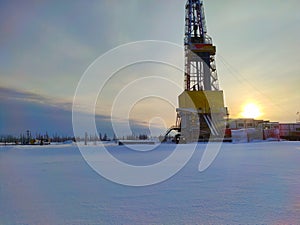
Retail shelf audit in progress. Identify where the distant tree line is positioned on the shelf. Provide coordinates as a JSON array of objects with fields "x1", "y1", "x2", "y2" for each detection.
[
  {"x1": 77, "y1": 132, "x2": 149, "y2": 143},
  {"x1": 125, "y1": 134, "x2": 148, "y2": 140},
  {"x1": 0, "y1": 131, "x2": 149, "y2": 145},
  {"x1": 0, "y1": 130, "x2": 75, "y2": 145}
]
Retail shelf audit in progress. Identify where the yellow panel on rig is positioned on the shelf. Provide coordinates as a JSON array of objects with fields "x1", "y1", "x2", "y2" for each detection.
[
  {"x1": 190, "y1": 44, "x2": 216, "y2": 55},
  {"x1": 178, "y1": 90, "x2": 225, "y2": 114}
]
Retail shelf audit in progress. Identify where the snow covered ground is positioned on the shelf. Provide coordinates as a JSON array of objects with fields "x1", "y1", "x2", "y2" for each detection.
[{"x1": 1, "y1": 142, "x2": 300, "y2": 224}]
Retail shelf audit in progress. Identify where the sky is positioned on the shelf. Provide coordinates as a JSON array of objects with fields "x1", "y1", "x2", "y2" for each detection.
[{"x1": 1, "y1": 0, "x2": 300, "y2": 136}]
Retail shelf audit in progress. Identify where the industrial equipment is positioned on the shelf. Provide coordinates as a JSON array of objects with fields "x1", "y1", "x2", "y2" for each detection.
[{"x1": 162, "y1": 0, "x2": 228, "y2": 143}]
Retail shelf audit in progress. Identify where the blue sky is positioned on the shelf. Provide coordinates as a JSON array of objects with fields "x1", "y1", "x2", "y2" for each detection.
[{"x1": 1, "y1": 0, "x2": 300, "y2": 136}]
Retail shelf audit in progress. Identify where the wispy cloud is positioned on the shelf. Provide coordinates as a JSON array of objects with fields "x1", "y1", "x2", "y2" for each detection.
[
  {"x1": 0, "y1": 86, "x2": 152, "y2": 136},
  {"x1": 0, "y1": 86, "x2": 72, "y2": 111}
]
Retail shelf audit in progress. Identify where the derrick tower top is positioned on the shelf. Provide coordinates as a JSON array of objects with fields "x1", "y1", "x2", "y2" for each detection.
[{"x1": 184, "y1": 0, "x2": 219, "y2": 91}]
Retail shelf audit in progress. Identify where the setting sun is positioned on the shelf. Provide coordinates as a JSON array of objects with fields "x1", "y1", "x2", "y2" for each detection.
[{"x1": 241, "y1": 103, "x2": 262, "y2": 119}]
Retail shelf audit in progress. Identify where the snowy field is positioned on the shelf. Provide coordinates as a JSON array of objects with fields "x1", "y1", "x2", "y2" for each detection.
[{"x1": 1, "y1": 142, "x2": 300, "y2": 224}]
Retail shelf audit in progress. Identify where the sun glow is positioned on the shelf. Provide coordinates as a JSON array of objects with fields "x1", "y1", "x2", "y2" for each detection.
[{"x1": 241, "y1": 103, "x2": 262, "y2": 119}]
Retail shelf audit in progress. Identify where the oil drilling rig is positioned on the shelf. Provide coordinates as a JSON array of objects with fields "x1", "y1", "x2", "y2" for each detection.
[{"x1": 163, "y1": 0, "x2": 228, "y2": 143}]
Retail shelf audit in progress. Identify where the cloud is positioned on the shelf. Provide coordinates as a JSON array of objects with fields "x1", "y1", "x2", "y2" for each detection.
[
  {"x1": 0, "y1": 86, "x2": 72, "y2": 111},
  {"x1": 0, "y1": 86, "x2": 151, "y2": 137},
  {"x1": 0, "y1": 86, "x2": 73, "y2": 136}
]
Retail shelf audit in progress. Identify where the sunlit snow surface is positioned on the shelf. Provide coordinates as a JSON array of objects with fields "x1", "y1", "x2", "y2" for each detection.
[{"x1": 1, "y1": 142, "x2": 300, "y2": 224}]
